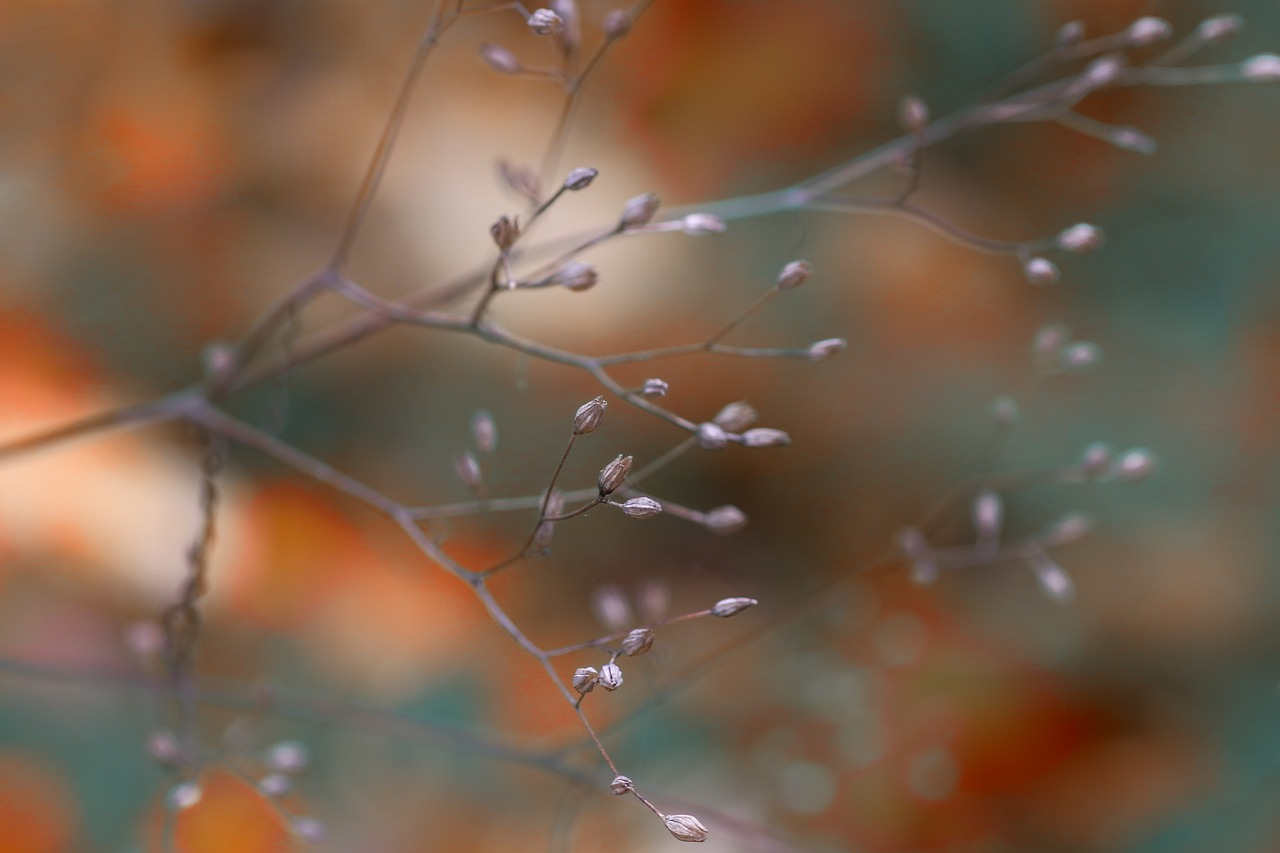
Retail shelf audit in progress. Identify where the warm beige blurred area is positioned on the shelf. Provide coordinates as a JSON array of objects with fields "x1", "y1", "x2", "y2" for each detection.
[{"x1": 2, "y1": 1, "x2": 1280, "y2": 851}]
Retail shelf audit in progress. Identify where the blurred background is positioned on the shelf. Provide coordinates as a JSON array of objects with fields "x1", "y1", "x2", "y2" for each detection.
[{"x1": 1, "y1": 0, "x2": 1279, "y2": 850}]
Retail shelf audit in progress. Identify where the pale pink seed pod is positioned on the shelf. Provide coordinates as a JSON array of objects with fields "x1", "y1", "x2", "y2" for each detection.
[
  {"x1": 147, "y1": 731, "x2": 184, "y2": 768},
  {"x1": 1126, "y1": 16, "x2": 1172, "y2": 47},
  {"x1": 610, "y1": 775, "x2": 634, "y2": 795},
  {"x1": 1031, "y1": 323, "x2": 1070, "y2": 360},
  {"x1": 291, "y1": 817, "x2": 327, "y2": 843},
  {"x1": 599, "y1": 662, "x2": 624, "y2": 691},
  {"x1": 620, "y1": 192, "x2": 660, "y2": 228},
  {"x1": 702, "y1": 505, "x2": 747, "y2": 535},
  {"x1": 564, "y1": 167, "x2": 598, "y2": 191},
  {"x1": 167, "y1": 782, "x2": 202, "y2": 811},
  {"x1": 663, "y1": 813, "x2": 709, "y2": 843},
  {"x1": 1022, "y1": 256, "x2": 1060, "y2": 286},
  {"x1": 553, "y1": 261, "x2": 598, "y2": 292},
  {"x1": 454, "y1": 452, "x2": 483, "y2": 491},
  {"x1": 972, "y1": 489, "x2": 1002, "y2": 542},
  {"x1": 480, "y1": 44, "x2": 521, "y2": 74},
  {"x1": 1080, "y1": 56, "x2": 1124, "y2": 90},
  {"x1": 1040, "y1": 513, "x2": 1094, "y2": 547},
  {"x1": 1113, "y1": 447, "x2": 1157, "y2": 482},
  {"x1": 1197, "y1": 14, "x2": 1243, "y2": 43},
  {"x1": 603, "y1": 9, "x2": 632, "y2": 39},
  {"x1": 258, "y1": 773, "x2": 292, "y2": 799},
  {"x1": 807, "y1": 338, "x2": 847, "y2": 361},
  {"x1": 1056, "y1": 222, "x2": 1104, "y2": 253},
  {"x1": 471, "y1": 410, "x2": 496, "y2": 454},
  {"x1": 1241, "y1": 54, "x2": 1280, "y2": 81},
  {"x1": 1059, "y1": 341, "x2": 1103, "y2": 371},
  {"x1": 1056, "y1": 20, "x2": 1085, "y2": 47},
  {"x1": 1027, "y1": 547, "x2": 1075, "y2": 603},
  {"x1": 598, "y1": 454, "x2": 633, "y2": 495},
  {"x1": 573, "y1": 666, "x2": 599, "y2": 693},
  {"x1": 592, "y1": 584, "x2": 634, "y2": 631},
  {"x1": 711, "y1": 597, "x2": 758, "y2": 617},
  {"x1": 527, "y1": 8, "x2": 564, "y2": 36},
  {"x1": 574, "y1": 396, "x2": 607, "y2": 434},
  {"x1": 740, "y1": 428, "x2": 791, "y2": 448},
  {"x1": 776, "y1": 259, "x2": 811, "y2": 290},
  {"x1": 1079, "y1": 442, "x2": 1113, "y2": 478},
  {"x1": 681, "y1": 213, "x2": 726, "y2": 235},
  {"x1": 619, "y1": 496, "x2": 662, "y2": 518},
  {"x1": 898, "y1": 95, "x2": 929, "y2": 133},
  {"x1": 621, "y1": 627, "x2": 655, "y2": 656},
  {"x1": 266, "y1": 740, "x2": 309, "y2": 774},
  {"x1": 713, "y1": 401, "x2": 758, "y2": 432},
  {"x1": 696, "y1": 422, "x2": 728, "y2": 450},
  {"x1": 641, "y1": 377, "x2": 669, "y2": 398}
]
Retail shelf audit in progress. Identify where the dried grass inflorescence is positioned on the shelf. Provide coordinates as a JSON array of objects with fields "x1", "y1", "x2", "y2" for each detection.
[{"x1": 0, "y1": 2, "x2": 1275, "y2": 848}]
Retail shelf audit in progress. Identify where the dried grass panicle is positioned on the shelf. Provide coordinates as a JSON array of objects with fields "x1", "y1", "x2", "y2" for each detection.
[{"x1": 0, "y1": 6, "x2": 1274, "y2": 849}]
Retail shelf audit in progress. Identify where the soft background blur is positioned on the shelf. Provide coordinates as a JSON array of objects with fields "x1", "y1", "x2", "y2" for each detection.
[{"x1": 1, "y1": 1, "x2": 1279, "y2": 851}]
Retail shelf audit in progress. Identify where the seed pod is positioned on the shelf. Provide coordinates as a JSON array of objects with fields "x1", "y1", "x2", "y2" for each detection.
[
  {"x1": 1056, "y1": 222, "x2": 1103, "y2": 254},
  {"x1": 713, "y1": 401, "x2": 757, "y2": 432},
  {"x1": 620, "y1": 627, "x2": 654, "y2": 656},
  {"x1": 603, "y1": 9, "x2": 632, "y2": 39},
  {"x1": 610, "y1": 775, "x2": 634, "y2": 795},
  {"x1": 740, "y1": 428, "x2": 791, "y2": 448},
  {"x1": 573, "y1": 396, "x2": 606, "y2": 434},
  {"x1": 897, "y1": 95, "x2": 929, "y2": 133},
  {"x1": 552, "y1": 261, "x2": 598, "y2": 291},
  {"x1": 471, "y1": 410, "x2": 496, "y2": 454},
  {"x1": 266, "y1": 740, "x2": 309, "y2": 774},
  {"x1": 619, "y1": 496, "x2": 662, "y2": 518},
  {"x1": 1126, "y1": 16, "x2": 1172, "y2": 47},
  {"x1": 702, "y1": 505, "x2": 747, "y2": 535},
  {"x1": 696, "y1": 422, "x2": 728, "y2": 450},
  {"x1": 1022, "y1": 257, "x2": 1060, "y2": 286},
  {"x1": 680, "y1": 213, "x2": 726, "y2": 235},
  {"x1": 564, "y1": 167, "x2": 598, "y2": 191},
  {"x1": 599, "y1": 662, "x2": 624, "y2": 691},
  {"x1": 527, "y1": 8, "x2": 563, "y2": 36},
  {"x1": 807, "y1": 338, "x2": 847, "y2": 361},
  {"x1": 480, "y1": 43, "x2": 521, "y2": 74},
  {"x1": 572, "y1": 666, "x2": 599, "y2": 694},
  {"x1": 776, "y1": 259, "x2": 811, "y2": 290},
  {"x1": 490, "y1": 215, "x2": 519, "y2": 250},
  {"x1": 663, "y1": 814, "x2": 709, "y2": 843},
  {"x1": 619, "y1": 192, "x2": 660, "y2": 228},
  {"x1": 1241, "y1": 53, "x2": 1280, "y2": 81},
  {"x1": 641, "y1": 377, "x2": 669, "y2": 397},
  {"x1": 454, "y1": 452, "x2": 483, "y2": 492},
  {"x1": 598, "y1": 454, "x2": 633, "y2": 495},
  {"x1": 711, "y1": 597, "x2": 758, "y2": 618}
]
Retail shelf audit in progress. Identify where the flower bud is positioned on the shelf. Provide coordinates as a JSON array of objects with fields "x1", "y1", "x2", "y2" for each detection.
[
  {"x1": 776, "y1": 259, "x2": 811, "y2": 290},
  {"x1": 1022, "y1": 256, "x2": 1060, "y2": 286},
  {"x1": 1241, "y1": 53, "x2": 1280, "y2": 82},
  {"x1": 807, "y1": 337, "x2": 847, "y2": 361},
  {"x1": 552, "y1": 261, "x2": 598, "y2": 291},
  {"x1": 610, "y1": 775, "x2": 634, "y2": 795},
  {"x1": 618, "y1": 496, "x2": 662, "y2": 518},
  {"x1": 564, "y1": 167, "x2": 598, "y2": 191},
  {"x1": 641, "y1": 377, "x2": 669, "y2": 397},
  {"x1": 663, "y1": 813, "x2": 709, "y2": 843},
  {"x1": 619, "y1": 192, "x2": 660, "y2": 228},
  {"x1": 1056, "y1": 222, "x2": 1104, "y2": 254},
  {"x1": 621, "y1": 627, "x2": 655, "y2": 656},
  {"x1": 711, "y1": 597, "x2": 758, "y2": 617},
  {"x1": 573, "y1": 396, "x2": 607, "y2": 434},
  {"x1": 599, "y1": 662, "x2": 624, "y2": 691},
  {"x1": 490, "y1": 215, "x2": 519, "y2": 250},
  {"x1": 680, "y1": 213, "x2": 726, "y2": 235},
  {"x1": 480, "y1": 43, "x2": 521, "y2": 74},
  {"x1": 702, "y1": 505, "x2": 747, "y2": 535},
  {"x1": 572, "y1": 666, "x2": 599, "y2": 693},
  {"x1": 1126, "y1": 16, "x2": 1171, "y2": 47},
  {"x1": 713, "y1": 401, "x2": 758, "y2": 432},
  {"x1": 527, "y1": 8, "x2": 564, "y2": 36},
  {"x1": 602, "y1": 9, "x2": 631, "y2": 39},
  {"x1": 598, "y1": 454, "x2": 633, "y2": 495},
  {"x1": 696, "y1": 422, "x2": 728, "y2": 450}
]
